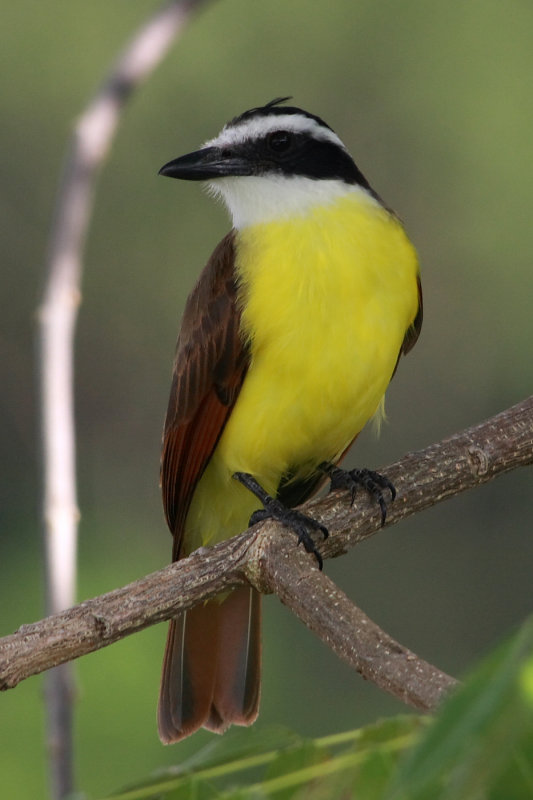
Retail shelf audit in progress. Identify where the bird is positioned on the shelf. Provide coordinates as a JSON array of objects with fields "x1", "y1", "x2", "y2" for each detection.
[{"x1": 157, "y1": 98, "x2": 422, "y2": 744}]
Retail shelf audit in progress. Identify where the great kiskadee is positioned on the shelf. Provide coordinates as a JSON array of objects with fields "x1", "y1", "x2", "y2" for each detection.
[{"x1": 157, "y1": 98, "x2": 422, "y2": 744}]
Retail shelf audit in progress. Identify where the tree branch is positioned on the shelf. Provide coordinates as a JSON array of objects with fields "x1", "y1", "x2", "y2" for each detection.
[
  {"x1": 3, "y1": 397, "x2": 532, "y2": 712},
  {"x1": 260, "y1": 543, "x2": 456, "y2": 711},
  {"x1": 314, "y1": 394, "x2": 533, "y2": 561},
  {"x1": 37, "y1": 2, "x2": 211, "y2": 797}
]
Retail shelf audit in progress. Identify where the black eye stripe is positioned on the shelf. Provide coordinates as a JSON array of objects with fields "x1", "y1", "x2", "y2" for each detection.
[
  {"x1": 227, "y1": 131, "x2": 376, "y2": 194},
  {"x1": 267, "y1": 130, "x2": 293, "y2": 152}
]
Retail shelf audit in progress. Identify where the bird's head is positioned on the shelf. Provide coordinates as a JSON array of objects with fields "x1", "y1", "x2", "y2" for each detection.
[{"x1": 159, "y1": 98, "x2": 376, "y2": 228}]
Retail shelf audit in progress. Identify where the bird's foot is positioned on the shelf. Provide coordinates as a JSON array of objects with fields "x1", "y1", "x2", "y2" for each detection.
[
  {"x1": 320, "y1": 463, "x2": 396, "y2": 526},
  {"x1": 233, "y1": 471, "x2": 328, "y2": 570}
]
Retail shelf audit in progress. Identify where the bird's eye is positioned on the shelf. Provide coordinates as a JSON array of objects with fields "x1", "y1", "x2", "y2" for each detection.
[{"x1": 267, "y1": 130, "x2": 293, "y2": 153}]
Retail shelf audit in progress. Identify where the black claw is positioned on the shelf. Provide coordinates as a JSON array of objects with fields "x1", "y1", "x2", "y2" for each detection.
[
  {"x1": 295, "y1": 527, "x2": 324, "y2": 570},
  {"x1": 378, "y1": 497, "x2": 387, "y2": 527},
  {"x1": 325, "y1": 464, "x2": 396, "y2": 526},
  {"x1": 318, "y1": 523, "x2": 329, "y2": 540},
  {"x1": 249, "y1": 508, "x2": 270, "y2": 526},
  {"x1": 234, "y1": 471, "x2": 327, "y2": 569}
]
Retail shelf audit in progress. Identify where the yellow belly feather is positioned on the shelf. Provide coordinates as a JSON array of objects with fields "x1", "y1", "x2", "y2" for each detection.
[{"x1": 184, "y1": 192, "x2": 419, "y2": 552}]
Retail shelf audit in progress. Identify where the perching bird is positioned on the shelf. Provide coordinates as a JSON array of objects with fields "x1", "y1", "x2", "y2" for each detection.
[{"x1": 157, "y1": 98, "x2": 422, "y2": 743}]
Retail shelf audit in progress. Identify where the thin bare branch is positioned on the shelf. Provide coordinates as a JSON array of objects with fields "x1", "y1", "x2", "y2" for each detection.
[
  {"x1": 313, "y1": 393, "x2": 533, "y2": 561},
  {"x1": 3, "y1": 397, "x2": 532, "y2": 713},
  {"x1": 265, "y1": 545, "x2": 456, "y2": 710},
  {"x1": 36, "y1": 2, "x2": 211, "y2": 796}
]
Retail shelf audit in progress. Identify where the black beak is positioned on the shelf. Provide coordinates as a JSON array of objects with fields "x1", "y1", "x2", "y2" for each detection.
[{"x1": 159, "y1": 146, "x2": 254, "y2": 181}]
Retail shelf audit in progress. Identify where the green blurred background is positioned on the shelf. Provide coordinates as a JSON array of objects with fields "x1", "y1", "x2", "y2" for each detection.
[{"x1": 1, "y1": 1, "x2": 532, "y2": 796}]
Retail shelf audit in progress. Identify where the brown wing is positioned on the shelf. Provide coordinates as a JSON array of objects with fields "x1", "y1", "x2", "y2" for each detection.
[
  {"x1": 401, "y1": 275, "x2": 423, "y2": 357},
  {"x1": 391, "y1": 274, "x2": 423, "y2": 379},
  {"x1": 161, "y1": 231, "x2": 249, "y2": 560}
]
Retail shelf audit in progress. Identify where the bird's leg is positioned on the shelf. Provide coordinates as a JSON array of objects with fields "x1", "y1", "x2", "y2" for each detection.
[
  {"x1": 319, "y1": 462, "x2": 396, "y2": 526},
  {"x1": 233, "y1": 472, "x2": 328, "y2": 570}
]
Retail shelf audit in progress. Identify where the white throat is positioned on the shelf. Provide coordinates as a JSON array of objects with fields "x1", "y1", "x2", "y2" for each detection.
[{"x1": 206, "y1": 175, "x2": 376, "y2": 229}]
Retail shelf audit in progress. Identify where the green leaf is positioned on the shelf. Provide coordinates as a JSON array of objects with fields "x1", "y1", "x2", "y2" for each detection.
[
  {"x1": 385, "y1": 618, "x2": 533, "y2": 800},
  {"x1": 238, "y1": 716, "x2": 422, "y2": 799},
  {"x1": 104, "y1": 620, "x2": 533, "y2": 800},
  {"x1": 103, "y1": 717, "x2": 422, "y2": 799}
]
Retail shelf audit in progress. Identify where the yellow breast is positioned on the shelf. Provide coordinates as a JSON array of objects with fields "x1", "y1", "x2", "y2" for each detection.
[
  {"x1": 184, "y1": 190, "x2": 419, "y2": 550},
  {"x1": 222, "y1": 191, "x2": 418, "y2": 478}
]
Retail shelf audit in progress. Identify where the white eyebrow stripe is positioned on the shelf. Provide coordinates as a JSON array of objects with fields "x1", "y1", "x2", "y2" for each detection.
[{"x1": 204, "y1": 113, "x2": 346, "y2": 151}]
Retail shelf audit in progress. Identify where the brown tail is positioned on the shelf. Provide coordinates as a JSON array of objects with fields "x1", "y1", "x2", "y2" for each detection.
[{"x1": 158, "y1": 586, "x2": 261, "y2": 744}]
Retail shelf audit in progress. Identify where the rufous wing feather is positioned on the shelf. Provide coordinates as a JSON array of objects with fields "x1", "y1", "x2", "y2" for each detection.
[{"x1": 158, "y1": 231, "x2": 260, "y2": 744}]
